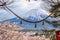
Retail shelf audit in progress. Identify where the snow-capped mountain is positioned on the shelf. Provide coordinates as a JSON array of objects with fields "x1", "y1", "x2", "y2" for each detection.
[
  {"x1": 22, "y1": 9, "x2": 49, "y2": 21},
  {"x1": 0, "y1": 17, "x2": 39, "y2": 29},
  {"x1": 0, "y1": 16, "x2": 54, "y2": 30}
]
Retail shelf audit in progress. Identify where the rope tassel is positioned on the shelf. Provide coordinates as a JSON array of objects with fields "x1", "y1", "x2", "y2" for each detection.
[
  {"x1": 42, "y1": 21, "x2": 44, "y2": 25},
  {"x1": 20, "y1": 20, "x2": 22, "y2": 24},
  {"x1": 41, "y1": 21, "x2": 46, "y2": 30},
  {"x1": 34, "y1": 23, "x2": 37, "y2": 28}
]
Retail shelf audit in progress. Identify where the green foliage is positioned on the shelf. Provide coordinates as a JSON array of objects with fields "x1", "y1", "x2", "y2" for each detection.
[
  {"x1": 50, "y1": 34, "x2": 56, "y2": 40},
  {"x1": 52, "y1": 21, "x2": 60, "y2": 27},
  {"x1": 44, "y1": 0, "x2": 60, "y2": 28},
  {"x1": 45, "y1": 20, "x2": 51, "y2": 24}
]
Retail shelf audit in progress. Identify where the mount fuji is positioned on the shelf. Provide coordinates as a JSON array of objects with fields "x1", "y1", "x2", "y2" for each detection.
[{"x1": 0, "y1": 16, "x2": 54, "y2": 30}]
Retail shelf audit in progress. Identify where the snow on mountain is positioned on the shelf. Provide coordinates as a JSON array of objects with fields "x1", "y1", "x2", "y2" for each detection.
[
  {"x1": 23, "y1": 9, "x2": 49, "y2": 21},
  {"x1": 0, "y1": 16, "x2": 54, "y2": 30}
]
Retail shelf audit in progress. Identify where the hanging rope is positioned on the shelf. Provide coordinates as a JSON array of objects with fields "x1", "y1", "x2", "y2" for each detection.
[
  {"x1": 5, "y1": 6, "x2": 54, "y2": 23},
  {"x1": 0, "y1": 5, "x2": 3, "y2": 6},
  {"x1": 0, "y1": 0, "x2": 55, "y2": 28},
  {"x1": 0, "y1": 0, "x2": 54, "y2": 23},
  {"x1": 42, "y1": 21, "x2": 44, "y2": 25}
]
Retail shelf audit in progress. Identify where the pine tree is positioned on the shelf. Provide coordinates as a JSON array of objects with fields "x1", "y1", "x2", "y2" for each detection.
[{"x1": 44, "y1": 0, "x2": 60, "y2": 28}]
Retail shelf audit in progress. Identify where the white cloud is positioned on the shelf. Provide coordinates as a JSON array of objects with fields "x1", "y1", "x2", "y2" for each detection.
[
  {"x1": 12, "y1": 0, "x2": 50, "y2": 17},
  {"x1": 0, "y1": 9, "x2": 7, "y2": 14},
  {"x1": 13, "y1": 0, "x2": 43, "y2": 10},
  {"x1": 38, "y1": 9, "x2": 50, "y2": 15}
]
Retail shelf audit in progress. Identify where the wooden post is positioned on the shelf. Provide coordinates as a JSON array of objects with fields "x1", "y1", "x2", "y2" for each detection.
[{"x1": 56, "y1": 30, "x2": 60, "y2": 40}]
